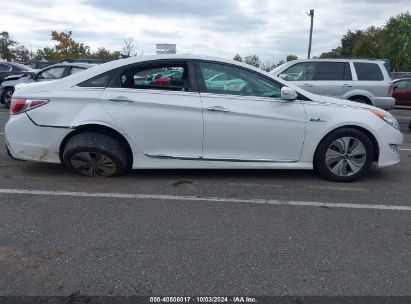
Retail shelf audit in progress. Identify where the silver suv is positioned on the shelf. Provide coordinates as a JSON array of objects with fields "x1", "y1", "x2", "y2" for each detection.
[{"x1": 271, "y1": 59, "x2": 394, "y2": 109}]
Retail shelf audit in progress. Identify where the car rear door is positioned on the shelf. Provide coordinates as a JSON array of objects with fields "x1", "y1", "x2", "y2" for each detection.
[
  {"x1": 196, "y1": 60, "x2": 306, "y2": 162},
  {"x1": 314, "y1": 61, "x2": 353, "y2": 97},
  {"x1": 100, "y1": 60, "x2": 203, "y2": 158}
]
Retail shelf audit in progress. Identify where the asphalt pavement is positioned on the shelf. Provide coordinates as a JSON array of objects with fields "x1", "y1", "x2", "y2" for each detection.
[{"x1": 0, "y1": 107, "x2": 410, "y2": 296}]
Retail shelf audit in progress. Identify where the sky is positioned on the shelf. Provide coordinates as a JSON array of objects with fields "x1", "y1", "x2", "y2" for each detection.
[{"x1": 1, "y1": 0, "x2": 410, "y2": 63}]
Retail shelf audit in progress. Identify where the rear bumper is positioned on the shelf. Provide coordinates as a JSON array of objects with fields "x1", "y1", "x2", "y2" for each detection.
[
  {"x1": 5, "y1": 113, "x2": 71, "y2": 163},
  {"x1": 373, "y1": 96, "x2": 395, "y2": 110},
  {"x1": 373, "y1": 124, "x2": 403, "y2": 167}
]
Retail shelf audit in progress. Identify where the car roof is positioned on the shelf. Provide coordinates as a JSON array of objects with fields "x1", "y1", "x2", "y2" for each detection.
[
  {"x1": 285, "y1": 58, "x2": 385, "y2": 63},
  {"x1": 44, "y1": 63, "x2": 96, "y2": 69},
  {"x1": 392, "y1": 78, "x2": 411, "y2": 82},
  {"x1": 46, "y1": 54, "x2": 278, "y2": 88},
  {"x1": 0, "y1": 61, "x2": 33, "y2": 71}
]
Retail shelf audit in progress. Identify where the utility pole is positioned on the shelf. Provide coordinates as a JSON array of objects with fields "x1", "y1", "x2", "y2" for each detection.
[{"x1": 307, "y1": 9, "x2": 314, "y2": 59}]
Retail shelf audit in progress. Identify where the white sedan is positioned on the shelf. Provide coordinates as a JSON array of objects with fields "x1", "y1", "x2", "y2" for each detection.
[{"x1": 5, "y1": 55, "x2": 403, "y2": 182}]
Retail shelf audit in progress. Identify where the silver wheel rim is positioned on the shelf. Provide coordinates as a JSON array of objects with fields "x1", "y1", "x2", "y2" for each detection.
[
  {"x1": 70, "y1": 152, "x2": 117, "y2": 177},
  {"x1": 325, "y1": 137, "x2": 367, "y2": 177},
  {"x1": 4, "y1": 90, "x2": 13, "y2": 105}
]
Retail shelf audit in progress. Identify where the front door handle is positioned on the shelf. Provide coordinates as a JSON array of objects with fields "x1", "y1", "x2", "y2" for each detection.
[
  {"x1": 342, "y1": 84, "x2": 352, "y2": 87},
  {"x1": 302, "y1": 83, "x2": 314, "y2": 88},
  {"x1": 205, "y1": 106, "x2": 230, "y2": 113},
  {"x1": 108, "y1": 96, "x2": 133, "y2": 103}
]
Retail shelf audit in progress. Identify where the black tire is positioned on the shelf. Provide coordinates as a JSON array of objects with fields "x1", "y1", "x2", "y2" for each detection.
[
  {"x1": 314, "y1": 128, "x2": 374, "y2": 182},
  {"x1": 349, "y1": 96, "x2": 371, "y2": 105},
  {"x1": 1, "y1": 87, "x2": 14, "y2": 108},
  {"x1": 63, "y1": 132, "x2": 128, "y2": 177}
]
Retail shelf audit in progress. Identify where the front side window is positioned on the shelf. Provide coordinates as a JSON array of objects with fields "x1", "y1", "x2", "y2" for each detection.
[
  {"x1": 0, "y1": 63, "x2": 12, "y2": 72},
  {"x1": 38, "y1": 66, "x2": 66, "y2": 79},
  {"x1": 118, "y1": 63, "x2": 188, "y2": 91},
  {"x1": 281, "y1": 62, "x2": 316, "y2": 81},
  {"x1": 199, "y1": 62, "x2": 282, "y2": 98},
  {"x1": 354, "y1": 63, "x2": 384, "y2": 81},
  {"x1": 317, "y1": 62, "x2": 352, "y2": 80}
]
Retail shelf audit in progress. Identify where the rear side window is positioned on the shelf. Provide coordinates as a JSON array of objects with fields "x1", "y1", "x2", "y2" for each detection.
[
  {"x1": 69, "y1": 67, "x2": 86, "y2": 75},
  {"x1": 116, "y1": 63, "x2": 189, "y2": 91},
  {"x1": 317, "y1": 62, "x2": 352, "y2": 80},
  {"x1": 0, "y1": 63, "x2": 12, "y2": 72},
  {"x1": 78, "y1": 70, "x2": 114, "y2": 87},
  {"x1": 354, "y1": 63, "x2": 384, "y2": 81}
]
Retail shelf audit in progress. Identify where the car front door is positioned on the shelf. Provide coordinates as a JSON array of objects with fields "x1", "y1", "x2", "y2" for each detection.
[
  {"x1": 277, "y1": 61, "x2": 316, "y2": 94},
  {"x1": 196, "y1": 61, "x2": 306, "y2": 162},
  {"x1": 100, "y1": 60, "x2": 203, "y2": 158}
]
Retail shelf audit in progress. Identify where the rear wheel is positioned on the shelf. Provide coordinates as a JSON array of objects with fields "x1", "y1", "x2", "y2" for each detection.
[
  {"x1": 63, "y1": 132, "x2": 128, "y2": 177},
  {"x1": 1, "y1": 87, "x2": 14, "y2": 108},
  {"x1": 314, "y1": 128, "x2": 374, "y2": 182},
  {"x1": 349, "y1": 96, "x2": 371, "y2": 105}
]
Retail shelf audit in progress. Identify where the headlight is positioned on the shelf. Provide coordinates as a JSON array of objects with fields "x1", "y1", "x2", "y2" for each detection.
[{"x1": 369, "y1": 109, "x2": 400, "y2": 130}]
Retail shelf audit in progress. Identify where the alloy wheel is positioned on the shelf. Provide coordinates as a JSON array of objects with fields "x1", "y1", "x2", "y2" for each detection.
[
  {"x1": 70, "y1": 152, "x2": 117, "y2": 177},
  {"x1": 325, "y1": 137, "x2": 367, "y2": 177}
]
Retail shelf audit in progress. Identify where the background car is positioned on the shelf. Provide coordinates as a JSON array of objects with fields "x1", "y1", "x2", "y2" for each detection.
[
  {"x1": 0, "y1": 61, "x2": 33, "y2": 82},
  {"x1": 23, "y1": 60, "x2": 55, "y2": 70},
  {"x1": 391, "y1": 78, "x2": 411, "y2": 106},
  {"x1": 5, "y1": 55, "x2": 402, "y2": 182},
  {"x1": 0, "y1": 63, "x2": 94, "y2": 108},
  {"x1": 271, "y1": 59, "x2": 395, "y2": 109}
]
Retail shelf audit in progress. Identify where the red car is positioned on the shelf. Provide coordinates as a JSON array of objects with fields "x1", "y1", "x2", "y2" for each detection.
[{"x1": 392, "y1": 78, "x2": 411, "y2": 106}]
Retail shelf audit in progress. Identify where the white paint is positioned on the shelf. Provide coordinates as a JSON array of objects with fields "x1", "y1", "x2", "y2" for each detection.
[
  {"x1": 308, "y1": 186, "x2": 368, "y2": 192},
  {"x1": 400, "y1": 148, "x2": 411, "y2": 151},
  {"x1": 0, "y1": 188, "x2": 410, "y2": 211}
]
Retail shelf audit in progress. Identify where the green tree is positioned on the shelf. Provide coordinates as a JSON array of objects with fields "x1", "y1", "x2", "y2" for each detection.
[
  {"x1": 380, "y1": 12, "x2": 411, "y2": 70},
  {"x1": 0, "y1": 31, "x2": 17, "y2": 61},
  {"x1": 244, "y1": 54, "x2": 261, "y2": 68},
  {"x1": 233, "y1": 53, "x2": 243, "y2": 62},
  {"x1": 286, "y1": 54, "x2": 298, "y2": 61},
  {"x1": 352, "y1": 26, "x2": 383, "y2": 58},
  {"x1": 90, "y1": 47, "x2": 121, "y2": 61},
  {"x1": 14, "y1": 45, "x2": 31, "y2": 62}
]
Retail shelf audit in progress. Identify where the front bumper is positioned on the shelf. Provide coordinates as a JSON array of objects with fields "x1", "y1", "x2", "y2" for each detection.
[
  {"x1": 5, "y1": 113, "x2": 71, "y2": 163},
  {"x1": 373, "y1": 96, "x2": 396, "y2": 110},
  {"x1": 373, "y1": 124, "x2": 403, "y2": 167}
]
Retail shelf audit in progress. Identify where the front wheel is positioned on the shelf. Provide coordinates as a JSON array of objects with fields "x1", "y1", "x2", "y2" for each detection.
[
  {"x1": 314, "y1": 128, "x2": 374, "y2": 182},
  {"x1": 1, "y1": 87, "x2": 14, "y2": 108}
]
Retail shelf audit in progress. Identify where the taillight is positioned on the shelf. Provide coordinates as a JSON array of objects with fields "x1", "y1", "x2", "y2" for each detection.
[
  {"x1": 389, "y1": 84, "x2": 393, "y2": 95},
  {"x1": 10, "y1": 98, "x2": 49, "y2": 115}
]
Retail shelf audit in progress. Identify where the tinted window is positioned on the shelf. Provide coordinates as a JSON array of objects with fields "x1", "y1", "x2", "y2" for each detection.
[
  {"x1": 0, "y1": 63, "x2": 12, "y2": 72},
  {"x1": 199, "y1": 62, "x2": 282, "y2": 98},
  {"x1": 117, "y1": 63, "x2": 188, "y2": 91},
  {"x1": 354, "y1": 63, "x2": 384, "y2": 81},
  {"x1": 281, "y1": 62, "x2": 316, "y2": 81},
  {"x1": 38, "y1": 66, "x2": 66, "y2": 79},
  {"x1": 317, "y1": 62, "x2": 352, "y2": 80}
]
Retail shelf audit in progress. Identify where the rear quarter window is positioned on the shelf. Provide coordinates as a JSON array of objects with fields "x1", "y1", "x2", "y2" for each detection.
[{"x1": 354, "y1": 63, "x2": 384, "y2": 81}]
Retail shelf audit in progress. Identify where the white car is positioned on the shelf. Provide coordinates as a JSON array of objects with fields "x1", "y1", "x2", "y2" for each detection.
[{"x1": 5, "y1": 55, "x2": 403, "y2": 182}]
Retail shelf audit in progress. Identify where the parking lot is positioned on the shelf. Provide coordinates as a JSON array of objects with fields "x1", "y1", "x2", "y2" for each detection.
[{"x1": 0, "y1": 106, "x2": 410, "y2": 296}]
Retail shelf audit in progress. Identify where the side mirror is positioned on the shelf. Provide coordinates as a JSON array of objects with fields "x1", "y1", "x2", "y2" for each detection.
[
  {"x1": 279, "y1": 74, "x2": 287, "y2": 80},
  {"x1": 281, "y1": 87, "x2": 298, "y2": 101}
]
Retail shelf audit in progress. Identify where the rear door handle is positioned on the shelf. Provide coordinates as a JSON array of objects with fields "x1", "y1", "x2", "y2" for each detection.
[
  {"x1": 205, "y1": 106, "x2": 230, "y2": 113},
  {"x1": 302, "y1": 83, "x2": 314, "y2": 88},
  {"x1": 108, "y1": 96, "x2": 133, "y2": 102},
  {"x1": 342, "y1": 84, "x2": 352, "y2": 87}
]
